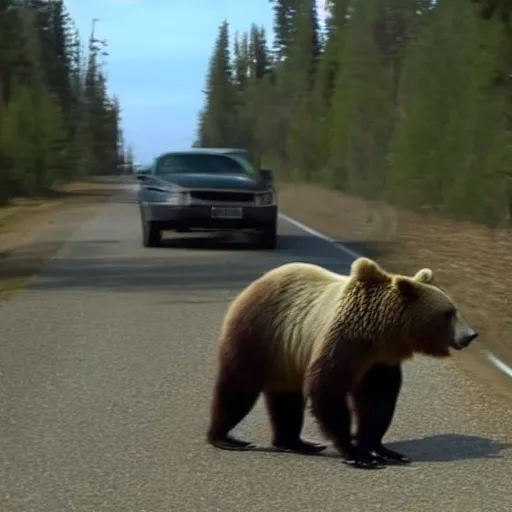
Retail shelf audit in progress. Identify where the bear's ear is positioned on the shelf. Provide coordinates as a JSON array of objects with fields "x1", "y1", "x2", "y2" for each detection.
[
  {"x1": 413, "y1": 268, "x2": 434, "y2": 284},
  {"x1": 395, "y1": 276, "x2": 421, "y2": 300},
  {"x1": 351, "y1": 257, "x2": 390, "y2": 284}
]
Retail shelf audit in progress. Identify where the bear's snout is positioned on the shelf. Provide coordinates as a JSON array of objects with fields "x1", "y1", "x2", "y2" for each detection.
[{"x1": 451, "y1": 325, "x2": 478, "y2": 350}]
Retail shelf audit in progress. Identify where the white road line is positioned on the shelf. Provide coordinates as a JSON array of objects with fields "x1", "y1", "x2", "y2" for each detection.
[
  {"x1": 278, "y1": 213, "x2": 361, "y2": 259},
  {"x1": 482, "y1": 350, "x2": 512, "y2": 378},
  {"x1": 279, "y1": 212, "x2": 512, "y2": 380}
]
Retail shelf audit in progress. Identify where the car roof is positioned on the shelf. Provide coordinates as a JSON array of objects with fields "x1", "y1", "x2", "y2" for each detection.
[
  {"x1": 187, "y1": 147, "x2": 247, "y2": 154},
  {"x1": 154, "y1": 148, "x2": 247, "y2": 159}
]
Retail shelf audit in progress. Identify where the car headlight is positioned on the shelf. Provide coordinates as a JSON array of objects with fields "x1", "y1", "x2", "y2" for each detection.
[
  {"x1": 256, "y1": 191, "x2": 275, "y2": 206},
  {"x1": 166, "y1": 190, "x2": 190, "y2": 205},
  {"x1": 149, "y1": 186, "x2": 190, "y2": 205}
]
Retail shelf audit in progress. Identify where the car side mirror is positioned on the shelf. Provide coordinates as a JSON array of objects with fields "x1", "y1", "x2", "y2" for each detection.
[{"x1": 260, "y1": 168, "x2": 274, "y2": 184}]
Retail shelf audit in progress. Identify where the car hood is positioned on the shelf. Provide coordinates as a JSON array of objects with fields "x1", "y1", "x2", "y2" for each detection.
[{"x1": 157, "y1": 173, "x2": 268, "y2": 192}]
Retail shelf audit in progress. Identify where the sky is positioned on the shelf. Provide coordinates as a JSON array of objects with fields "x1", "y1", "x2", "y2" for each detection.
[{"x1": 65, "y1": 0, "x2": 327, "y2": 164}]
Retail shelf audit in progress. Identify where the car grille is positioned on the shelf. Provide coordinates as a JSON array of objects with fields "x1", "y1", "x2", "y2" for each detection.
[{"x1": 190, "y1": 190, "x2": 255, "y2": 203}]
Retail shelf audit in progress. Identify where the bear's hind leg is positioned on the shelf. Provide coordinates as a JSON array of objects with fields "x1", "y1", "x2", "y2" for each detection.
[
  {"x1": 352, "y1": 363, "x2": 411, "y2": 465},
  {"x1": 264, "y1": 391, "x2": 327, "y2": 455},
  {"x1": 207, "y1": 368, "x2": 261, "y2": 451}
]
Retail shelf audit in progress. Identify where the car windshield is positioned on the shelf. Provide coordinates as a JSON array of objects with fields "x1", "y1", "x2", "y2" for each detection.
[{"x1": 154, "y1": 153, "x2": 256, "y2": 177}]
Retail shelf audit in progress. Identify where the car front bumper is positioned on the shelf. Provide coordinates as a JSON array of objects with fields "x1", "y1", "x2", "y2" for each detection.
[{"x1": 139, "y1": 201, "x2": 277, "y2": 230}]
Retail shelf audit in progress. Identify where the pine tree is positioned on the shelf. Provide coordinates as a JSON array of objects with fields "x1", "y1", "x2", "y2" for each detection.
[
  {"x1": 0, "y1": 1, "x2": 126, "y2": 203},
  {"x1": 269, "y1": 0, "x2": 301, "y2": 61},
  {"x1": 195, "y1": 0, "x2": 512, "y2": 225},
  {"x1": 284, "y1": 0, "x2": 321, "y2": 178},
  {"x1": 197, "y1": 20, "x2": 236, "y2": 147}
]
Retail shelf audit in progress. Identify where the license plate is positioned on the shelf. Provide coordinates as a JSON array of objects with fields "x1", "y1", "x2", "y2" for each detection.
[{"x1": 211, "y1": 206, "x2": 243, "y2": 219}]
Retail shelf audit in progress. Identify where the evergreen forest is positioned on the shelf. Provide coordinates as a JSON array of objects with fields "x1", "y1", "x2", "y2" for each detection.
[
  {"x1": 195, "y1": 0, "x2": 512, "y2": 227},
  {"x1": 0, "y1": 0, "x2": 128, "y2": 205}
]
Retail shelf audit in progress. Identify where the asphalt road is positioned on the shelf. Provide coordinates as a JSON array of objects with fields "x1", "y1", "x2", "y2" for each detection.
[{"x1": 1, "y1": 180, "x2": 511, "y2": 512}]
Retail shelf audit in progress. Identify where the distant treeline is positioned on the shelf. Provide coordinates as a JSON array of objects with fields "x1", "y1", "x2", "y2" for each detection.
[
  {"x1": 0, "y1": 0, "x2": 131, "y2": 205},
  {"x1": 195, "y1": 0, "x2": 512, "y2": 227}
]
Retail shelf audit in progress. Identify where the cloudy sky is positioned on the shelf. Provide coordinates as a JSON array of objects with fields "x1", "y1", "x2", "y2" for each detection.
[{"x1": 65, "y1": 0, "x2": 327, "y2": 163}]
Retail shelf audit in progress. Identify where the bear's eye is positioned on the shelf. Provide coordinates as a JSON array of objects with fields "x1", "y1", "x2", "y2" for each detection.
[{"x1": 444, "y1": 308, "x2": 455, "y2": 321}]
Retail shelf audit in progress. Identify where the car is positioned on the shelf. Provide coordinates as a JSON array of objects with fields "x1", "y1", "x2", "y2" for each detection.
[
  {"x1": 132, "y1": 166, "x2": 149, "y2": 180},
  {"x1": 136, "y1": 148, "x2": 278, "y2": 249}
]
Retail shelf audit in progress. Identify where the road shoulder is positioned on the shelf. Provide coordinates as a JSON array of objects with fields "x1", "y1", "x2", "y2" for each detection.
[
  {"x1": 277, "y1": 181, "x2": 512, "y2": 400},
  {"x1": 0, "y1": 178, "x2": 121, "y2": 304}
]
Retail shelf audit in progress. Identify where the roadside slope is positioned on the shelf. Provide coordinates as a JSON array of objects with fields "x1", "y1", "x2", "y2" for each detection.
[{"x1": 278, "y1": 181, "x2": 512, "y2": 396}]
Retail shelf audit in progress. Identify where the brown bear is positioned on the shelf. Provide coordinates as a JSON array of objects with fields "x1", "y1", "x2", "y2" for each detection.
[{"x1": 206, "y1": 257, "x2": 478, "y2": 470}]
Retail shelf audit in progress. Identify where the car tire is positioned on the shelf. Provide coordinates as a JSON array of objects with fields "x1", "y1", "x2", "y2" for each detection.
[
  {"x1": 257, "y1": 219, "x2": 278, "y2": 250},
  {"x1": 141, "y1": 215, "x2": 161, "y2": 247}
]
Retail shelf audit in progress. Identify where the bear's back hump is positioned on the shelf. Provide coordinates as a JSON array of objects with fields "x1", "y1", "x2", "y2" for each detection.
[
  {"x1": 265, "y1": 263, "x2": 347, "y2": 355},
  {"x1": 260, "y1": 263, "x2": 348, "y2": 389}
]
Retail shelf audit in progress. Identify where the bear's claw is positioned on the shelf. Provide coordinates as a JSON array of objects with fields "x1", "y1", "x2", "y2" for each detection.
[
  {"x1": 342, "y1": 448, "x2": 386, "y2": 470},
  {"x1": 272, "y1": 439, "x2": 327, "y2": 455},
  {"x1": 210, "y1": 435, "x2": 257, "y2": 451},
  {"x1": 342, "y1": 456, "x2": 385, "y2": 470},
  {"x1": 351, "y1": 437, "x2": 412, "y2": 465},
  {"x1": 372, "y1": 447, "x2": 411, "y2": 465}
]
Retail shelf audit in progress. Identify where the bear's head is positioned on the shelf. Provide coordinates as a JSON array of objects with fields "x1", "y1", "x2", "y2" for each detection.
[{"x1": 350, "y1": 257, "x2": 478, "y2": 359}]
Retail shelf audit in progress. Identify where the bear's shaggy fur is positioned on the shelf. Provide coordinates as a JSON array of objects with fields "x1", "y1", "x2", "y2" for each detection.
[{"x1": 206, "y1": 257, "x2": 478, "y2": 470}]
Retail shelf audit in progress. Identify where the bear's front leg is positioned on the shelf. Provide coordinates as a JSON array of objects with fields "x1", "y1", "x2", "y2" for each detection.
[
  {"x1": 305, "y1": 350, "x2": 385, "y2": 470},
  {"x1": 352, "y1": 363, "x2": 411, "y2": 465},
  {"x1": 309, "y1": 392, "x2": 384, "y2": 469}
]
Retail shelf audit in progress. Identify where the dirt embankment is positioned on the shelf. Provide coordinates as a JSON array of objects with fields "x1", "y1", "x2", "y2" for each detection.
[
  {"x1": 0, "y1": 178, "x2": 121, "y2": 303},
  {"x1": 278, "y1": 182, "x2": 512, "y2": 370}
]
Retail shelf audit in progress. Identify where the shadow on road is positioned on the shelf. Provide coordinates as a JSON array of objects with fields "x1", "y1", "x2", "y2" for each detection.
[
  {"x1": 155, "y1": 231, "x2": 391, "y2": 263},
  {"x1": 242, "y1": 433, "x2": 510, "y2": 465},
  {"x1": 385, "y1": 433, "x2": 511, "y2": 462},
  {"x1": 20, "y1": 233, "x2": 360, "y2": 293},
  {"x1": 157, "y1": 231, "x2": 312, "y2": 251}
]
